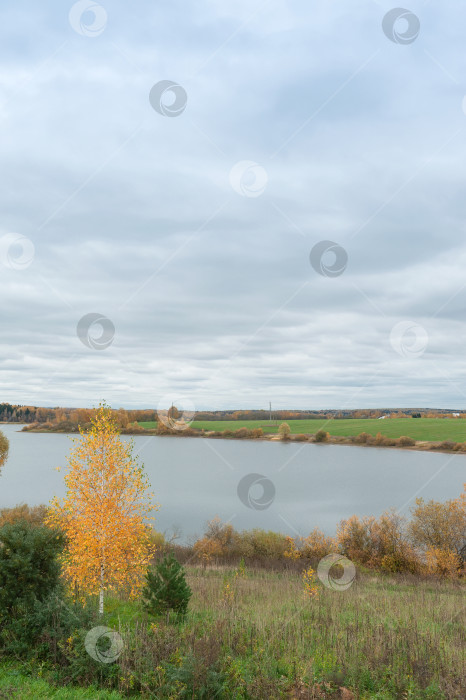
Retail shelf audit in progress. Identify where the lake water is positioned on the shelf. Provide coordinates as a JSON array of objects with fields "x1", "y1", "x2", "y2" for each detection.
[{"x1": 0, "y1": 424, "x2": 465, "y2": 542}]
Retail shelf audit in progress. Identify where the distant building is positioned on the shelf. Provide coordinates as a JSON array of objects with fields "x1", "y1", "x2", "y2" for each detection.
[{"x1": 378, "y1": 415, "x2": 387, "y2": 420}]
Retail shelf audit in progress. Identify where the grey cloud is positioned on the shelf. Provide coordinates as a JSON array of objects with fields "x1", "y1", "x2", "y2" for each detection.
[{"x1": 2, "y1": 1, "x2": 466, "y2": 409}]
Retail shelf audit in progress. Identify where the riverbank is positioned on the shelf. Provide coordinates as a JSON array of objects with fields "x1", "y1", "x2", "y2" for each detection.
[{"x1": 18, "y1": 423, "x2": 466, "y2": 454}]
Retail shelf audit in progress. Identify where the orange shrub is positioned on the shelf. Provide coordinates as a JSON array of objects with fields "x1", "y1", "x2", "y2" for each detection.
[
  {"x1": 236, "y1": 529, "x2": 289, "y2": 558},
  {"x1": 397, "y1": 436, "x2": 415, "y2": 447},
  {"x1": 375, "y1": 511, "x2": 420, "y2": 573},
  {"x1": 278, "y1": 423, "x2": 291, "y2": 440},
  {"x1": 302, "y1": 565, "x2": 319, "y2": 599},
  {"x1": 337, "y1": 510, "x2": 419, "y2": 572},
  {"x1": 0, "y1": 503, "x2": 48, "y2": 527},
  {"x1": 299, "y1": 528, "x2": 336, "y2": 559},
  {"x1": 409, "y1": 487, "x2": 466, "y2": 561},
  {"x1": 204, "y1": 516, "x2": 237, "y2": 552},
  {"x1": 193, "y1": 536, "x2": 224, "y2": 563},
  {"x1": 234, "y1": 427, "x2": 250, "y2": 438},
  {"x1": 438, "y1": 440, "x2": 457, "y2": 451},
  {"x1": 354, "y1": 432, "x2": 371, "y2": 444},
  {"x1": 284, "y1": 535, "x2": 300, "y2": 560},
  {"x1": 374, "y1": 432, "x2": 397, "y2": 447},
  {"x1": 337, "y1": 514, "x2": 376, "y2": 565},
  {"x1": 425, "y1": 547, "x2": 461, "y2": 577}
]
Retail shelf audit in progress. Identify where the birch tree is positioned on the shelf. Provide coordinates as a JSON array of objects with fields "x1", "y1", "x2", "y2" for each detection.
[{"x1": 47, "y1": 404, "x2": 156, "y2": 613}]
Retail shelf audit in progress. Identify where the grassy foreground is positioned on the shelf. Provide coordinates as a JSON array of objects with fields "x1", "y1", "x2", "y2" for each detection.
[
  {"x1": 139, "y1": 417, "x2": 466, "y2": 442},
  {"x1": 0, "y1": 661, "x2": 123, "y2": 698},
  {"x1": 4, "y1": 565, "x2": 463, "y2": 699}
]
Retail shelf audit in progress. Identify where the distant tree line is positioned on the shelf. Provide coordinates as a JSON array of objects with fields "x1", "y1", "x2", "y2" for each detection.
[
  {"x1": 0, "y1": 403, "x2": 157, "y2": 428},
  {"x1": 2, "y1": 402, "x2": 466, "y2": 428},
  {"x1": 195, "y1": 409, "x2": 373, "y2": 421},
  {"x1": 0, "y1": 403, "x2": 36, "y2": 423},
  {"x1": 194, "y1": 408, "x2": 466, "y2": 420}
]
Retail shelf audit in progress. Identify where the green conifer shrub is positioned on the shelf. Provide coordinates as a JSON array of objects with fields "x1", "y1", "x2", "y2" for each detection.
[
  {"x1": 0, "y1": 520, "x2": 64, "y2": 616},
  {"x1": 143, "y1": 553, "x2": 192, "y2": 617}
]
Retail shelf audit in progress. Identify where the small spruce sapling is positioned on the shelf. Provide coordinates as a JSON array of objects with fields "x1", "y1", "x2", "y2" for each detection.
[{"x1": 143, "y1": 552, "x2": 192, "y2": 618}]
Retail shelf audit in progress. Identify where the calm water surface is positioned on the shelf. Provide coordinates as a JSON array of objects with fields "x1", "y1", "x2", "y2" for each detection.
[{"x1": 0, "y1": 424, "x2": 464, "y2": 541}]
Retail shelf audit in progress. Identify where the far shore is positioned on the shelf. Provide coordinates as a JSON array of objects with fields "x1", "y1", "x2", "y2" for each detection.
[{"x1": 16, "y1": 424, "x2": 466, "y2": 455}]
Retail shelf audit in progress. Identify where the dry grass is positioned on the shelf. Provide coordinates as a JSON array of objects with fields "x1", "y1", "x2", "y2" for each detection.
[
  {"x1": 3, "y1": 561, "x2": 462, "y2": 697},
  {"x1": 110, "y1": 564, "x2": 465, "y2": 698}
]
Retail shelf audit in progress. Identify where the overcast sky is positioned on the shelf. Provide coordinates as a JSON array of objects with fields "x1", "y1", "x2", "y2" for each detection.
[{"x1": 1, "y1": 1, "x2": 466, "y2": 411}]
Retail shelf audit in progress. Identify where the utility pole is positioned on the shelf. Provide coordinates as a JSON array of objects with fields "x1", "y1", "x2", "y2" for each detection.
[{"x1": 269, "y1": 401, "x2": 272, "y2": 423}]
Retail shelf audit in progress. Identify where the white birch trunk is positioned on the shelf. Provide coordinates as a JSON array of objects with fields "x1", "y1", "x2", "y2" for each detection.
[{"x1": 99, "y1": 562, "x2": 104, "y2": 615}]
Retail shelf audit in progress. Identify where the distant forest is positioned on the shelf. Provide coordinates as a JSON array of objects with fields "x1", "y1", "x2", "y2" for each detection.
[
  {"x1": 1, "y1": 402, "x2": 465, "y2": 428},
  {"x1": 0, "y1": 404, "x2": 157, "y2": 427}
]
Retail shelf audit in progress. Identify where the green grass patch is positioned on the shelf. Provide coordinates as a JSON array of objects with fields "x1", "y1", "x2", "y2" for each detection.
[{"x1": 0, "y1": 660, "x2": 123, "y2": 698}]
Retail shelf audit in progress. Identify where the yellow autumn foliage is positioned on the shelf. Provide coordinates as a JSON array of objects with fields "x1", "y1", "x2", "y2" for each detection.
[{"x1": 46, "y1": 405, "x2": 157, "y2": 606}]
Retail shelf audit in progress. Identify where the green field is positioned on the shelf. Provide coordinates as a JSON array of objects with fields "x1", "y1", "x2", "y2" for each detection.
[{"x1": 139, "y1": 417, "x2": 466, "y2": 442}]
